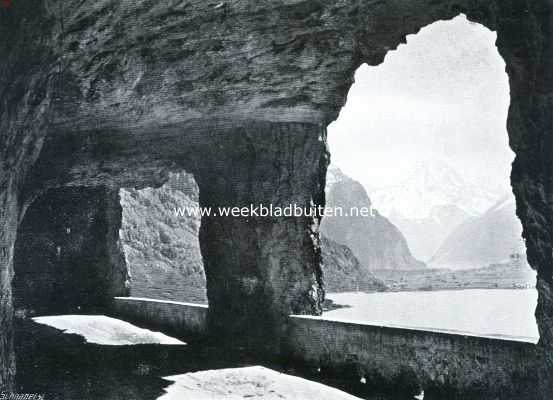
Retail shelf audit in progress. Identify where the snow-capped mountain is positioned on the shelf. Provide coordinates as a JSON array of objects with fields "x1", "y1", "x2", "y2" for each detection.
[
  {"x1": 370, "y1": 159, "x2": 501, "y2": 260},
  {"x1": 371, "y1": 159, "x2": 498, "y2": 219},
  {"x1": 429, "y1": 193, "x2": 527, "y2": 269}
]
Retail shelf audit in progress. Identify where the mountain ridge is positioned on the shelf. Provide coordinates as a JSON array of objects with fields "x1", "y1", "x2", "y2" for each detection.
[
  {"x1": 322, "y1": 166, "x2": 425, "y2": 271},
  {"x1": 370, "y1": 159, "x2": 501, "y2": 260},
  {"x1": 429, "y1": 193, "x2": 527, "y2": 269}
]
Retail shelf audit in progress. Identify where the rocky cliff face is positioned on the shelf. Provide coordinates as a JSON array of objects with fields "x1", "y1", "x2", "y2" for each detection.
[
  {"x1": 119, "y1": 173, "x2": 206, "y2": 303},
  {"x1": 1, "y1": 1, "x2": 553, "y2": 396},
  {"x1": 322, "y1": 167, "x2": 424, "y2": 271},
  {"x1": 321, "y1": 236, "x2": 387, "y2": 293}
]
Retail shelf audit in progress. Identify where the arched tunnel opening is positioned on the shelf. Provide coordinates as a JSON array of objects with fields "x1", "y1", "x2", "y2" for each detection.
[
  {"x1": 13, "y1": 170, "x2": 207, "y2": 313},
  {"x1": 11, "y1": 178, "x2": 212, "y2": 399},
  {"x1": 12, "y1": 170, "x2": 207, "y2": 324},
  {"x1": 119, "y1": 171, "x2": 206, "y2": 304},
  {"x1": 320, "y1": 14, "x2": 539, "y2": 343}
]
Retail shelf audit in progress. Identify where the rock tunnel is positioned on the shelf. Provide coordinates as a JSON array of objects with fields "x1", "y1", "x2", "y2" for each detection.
[
  {"x1": 1, "y1": 0, "x2": 553, "y2": 397},
  {"x1": 13, "y1": 186, "x2": 129, "y2": 315}
]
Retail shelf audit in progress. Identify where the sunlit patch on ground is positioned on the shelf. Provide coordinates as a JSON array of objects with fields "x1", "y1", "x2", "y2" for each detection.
[
  {"x1": 32, "y1": 315, "x2": 185, "y2": 345},
  {"x1": 158, "y1": 366, "x2": 362, "y2": 400}
]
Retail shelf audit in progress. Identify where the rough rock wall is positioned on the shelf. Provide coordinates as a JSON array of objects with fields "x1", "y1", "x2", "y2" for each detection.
[
  {"x1": 487, "y1": 3, "x2": 553, "y2": 395},
  {"x1": 193, "y1": 121, "x2": 328, "y2": 344},
  {"x1": 14, "y1": 186, "x2": 129, "y2": 315},
  {"x1": 0, "y1": 0, "x2": 552, "y2": 395},
  {"x1": 0, "y1": 1, "x2": 61, "y2": 390},
  {"x1": 0, "y1": 188, "x2": 17, "y2": 390}
]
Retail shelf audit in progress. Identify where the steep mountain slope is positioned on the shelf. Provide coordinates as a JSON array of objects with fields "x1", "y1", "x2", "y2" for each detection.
[
  {"x1": 321, "y1": 236, "x2": 387, "y2": 292},
  {"x1": 429, "y1": 194, "x2": 527, "y2": 269},
  {"x1": 321, "y1": 167, "x2": 425, "y2": 271},
  {"x1": 370, "y1": 159, "x2": 498, "y2": 260}
]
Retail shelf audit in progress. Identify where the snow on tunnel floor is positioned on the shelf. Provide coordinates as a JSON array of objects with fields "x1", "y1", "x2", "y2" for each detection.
[
  {"x1": 32, "y1": 315, "x2": 185, "y2": 345},
  {"x1": 158, "y1": 366, "x2": 362, "y2": 400}
]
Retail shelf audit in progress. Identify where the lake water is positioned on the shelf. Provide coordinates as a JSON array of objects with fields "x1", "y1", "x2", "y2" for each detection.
[{"x1": 325, "y1": 289, "x2": 539, "y2": 342}]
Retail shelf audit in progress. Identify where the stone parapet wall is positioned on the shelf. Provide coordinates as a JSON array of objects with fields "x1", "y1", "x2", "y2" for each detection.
[
  {"x1": 111, "y1": 297, "x2": 208, "y2": 339},
  {"x1": 110, "y1": 297, "x2": 539, "y2": 398},
  {"x1": 286, "y1": 315, "x2": 539, "y2": 399}
]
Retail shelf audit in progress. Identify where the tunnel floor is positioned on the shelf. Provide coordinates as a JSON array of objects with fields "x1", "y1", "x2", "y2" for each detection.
[{"x1": 14, "y1": 316, "x2": 410, "y2": 400}]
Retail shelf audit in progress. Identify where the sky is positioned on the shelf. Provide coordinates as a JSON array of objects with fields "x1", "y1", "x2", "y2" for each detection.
[{"x1": 327, "y1": 14, "x2": 513, "y2": 194}]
